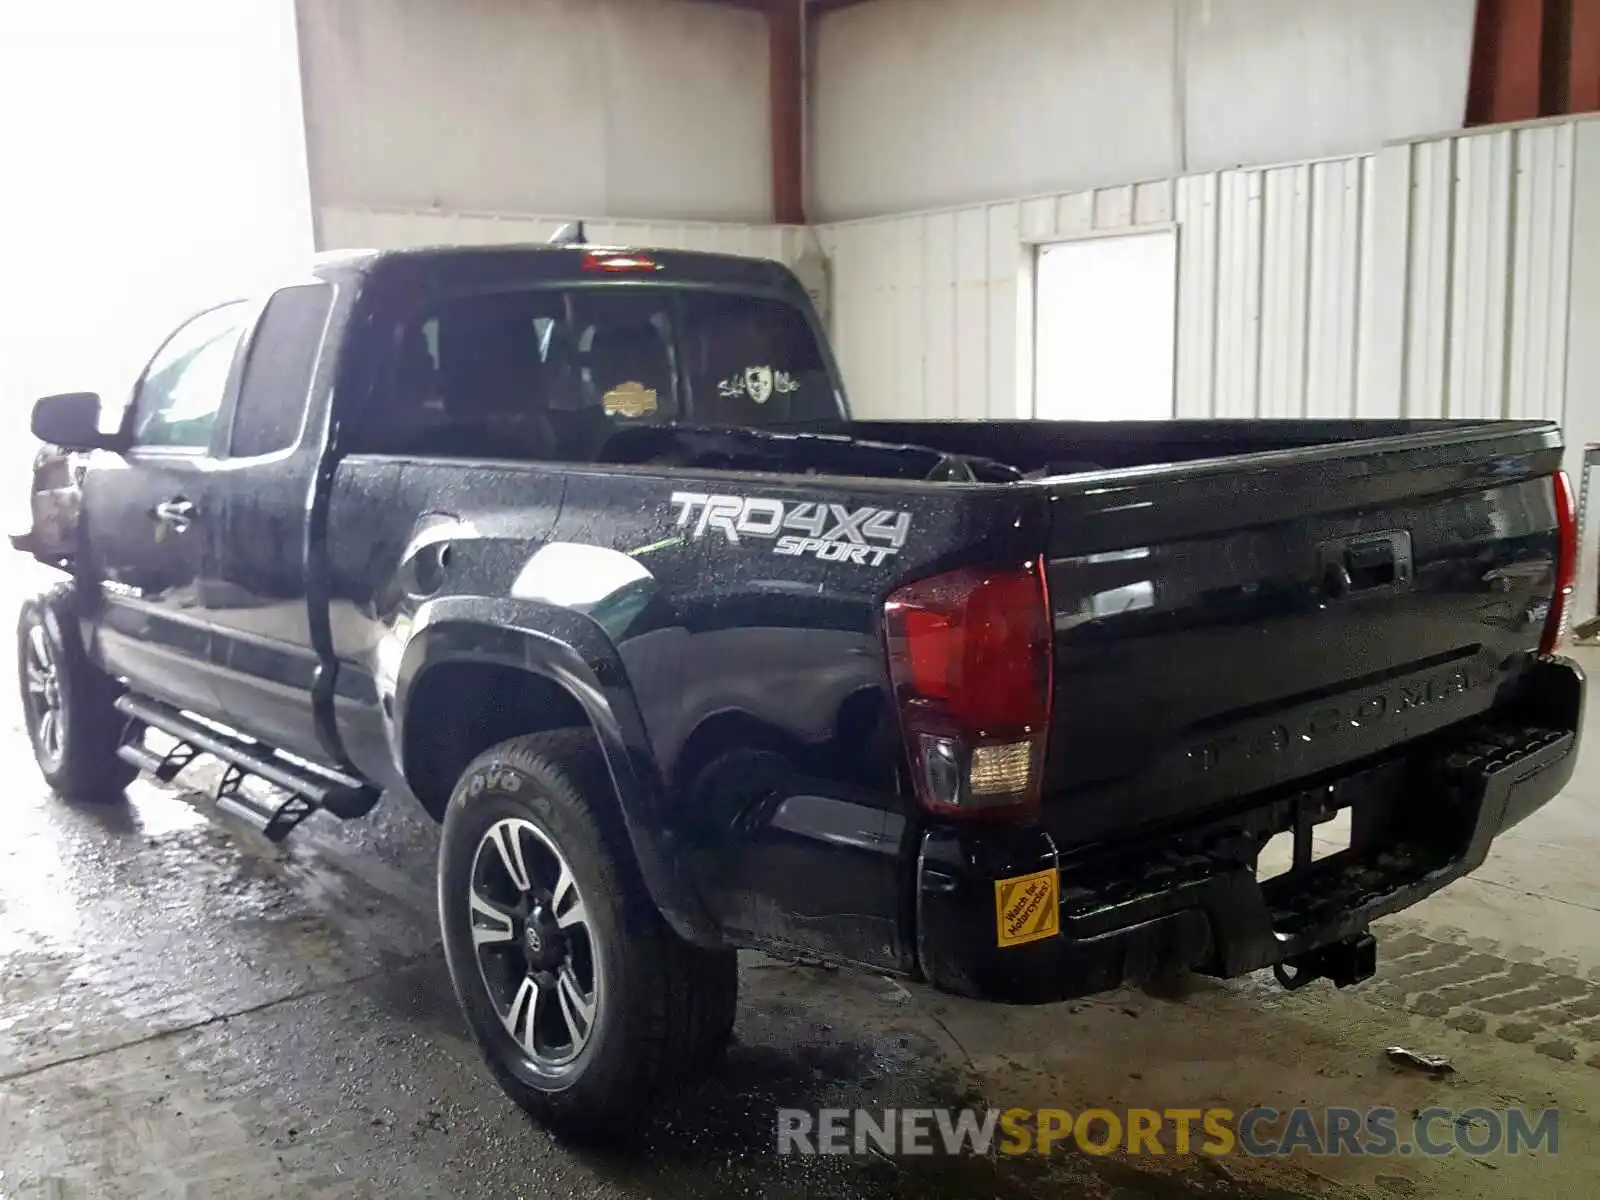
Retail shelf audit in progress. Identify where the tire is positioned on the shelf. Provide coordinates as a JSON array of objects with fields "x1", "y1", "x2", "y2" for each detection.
[
  {"x1": 437, "y1": 729, "x2": 738, "y2": 1135},
  {"x1": 682, "y1": 946, "x2": 739, "y2": 1079},
  {"x1": 17, "y1": 586, "x2": 138, "y2": 803}
]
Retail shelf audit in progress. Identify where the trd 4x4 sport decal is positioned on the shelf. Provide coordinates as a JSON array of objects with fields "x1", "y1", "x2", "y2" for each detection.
[{"x1": 670, "y1": 492, "x2": 912, "y2": 566}]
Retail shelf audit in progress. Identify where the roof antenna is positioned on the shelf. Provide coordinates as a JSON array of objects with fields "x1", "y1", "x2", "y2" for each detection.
[{"x1": 549, "y1": 220, "x2": 588, "y2": 247}]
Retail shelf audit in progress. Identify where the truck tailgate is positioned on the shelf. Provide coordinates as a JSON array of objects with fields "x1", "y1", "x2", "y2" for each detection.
[{"x1": 1040, "y1": 423, "x2": 1567, "y2": 846}]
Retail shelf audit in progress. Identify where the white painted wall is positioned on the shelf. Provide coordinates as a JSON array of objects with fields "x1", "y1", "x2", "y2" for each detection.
[
  {"x1": 296, "y1": 0, "x2": 772, "y2": 228},
  {"x1": 811, "y1": 0, "x2": 1476, "y2": 221}
]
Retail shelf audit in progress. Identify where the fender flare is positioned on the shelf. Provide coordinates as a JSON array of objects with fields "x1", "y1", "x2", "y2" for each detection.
[{"x1": 393, "y1": 596, "x2": 721, "y2": 947}]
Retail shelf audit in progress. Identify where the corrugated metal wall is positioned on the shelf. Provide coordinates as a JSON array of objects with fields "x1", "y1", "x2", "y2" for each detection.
[
  {"x1": 818, "y1": 182, "x2": 1176, "y2": 418},
  {"x1": 1362, "y1": 122, "x2": 1576, "y2": 424},
  {"x1": 819, "y1": 117, "x2": 1591, "y2": 427},
  {"x1": 318, "y1": 205, "x2": 810, "y2": 265},
  {"x1": 1173, "y1": 156, "x2": 1374, "y2": 420}
]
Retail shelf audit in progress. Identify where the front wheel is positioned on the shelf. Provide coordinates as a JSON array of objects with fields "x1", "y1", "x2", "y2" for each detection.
[
  {"x1": 437, "y1": 729, "x2": 737, "y2": 1135},
  {"x1": 17, "y1": 587, "x2": 137, "y2": 803}
]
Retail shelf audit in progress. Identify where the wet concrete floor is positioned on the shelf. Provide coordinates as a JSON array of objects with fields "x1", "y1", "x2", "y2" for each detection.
[{"x1": 2, "y1": 571, "x2": 1599, "y2": 1197}]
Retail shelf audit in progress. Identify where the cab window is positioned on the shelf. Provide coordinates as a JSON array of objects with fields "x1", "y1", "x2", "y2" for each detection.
[{"x1": 356, "y1": 286, "x2": 836, "y2": 462}]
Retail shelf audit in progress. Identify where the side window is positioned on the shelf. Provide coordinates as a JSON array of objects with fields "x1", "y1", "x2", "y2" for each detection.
[
  {"x1": 131, "y1": 302, "x2": 251, "y2": 449},
  {"x1": 230, "y1": 284, "x2": 334, "y2": 458}
]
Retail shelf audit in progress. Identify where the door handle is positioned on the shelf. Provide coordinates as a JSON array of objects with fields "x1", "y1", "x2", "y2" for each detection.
[{"x1": 151, "y1": 498, "x2": 196, "y2": 532}]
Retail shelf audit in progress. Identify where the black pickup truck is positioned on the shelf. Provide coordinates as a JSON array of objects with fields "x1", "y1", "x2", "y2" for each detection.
[{"x1": 14, "y1": 244, "x2": 1584, "y2": 1131}]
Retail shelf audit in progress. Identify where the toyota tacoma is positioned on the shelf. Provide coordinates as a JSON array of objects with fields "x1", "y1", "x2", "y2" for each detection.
[{"x1": 13, "y1": 243, "x2": 1584, "y2": 1131}]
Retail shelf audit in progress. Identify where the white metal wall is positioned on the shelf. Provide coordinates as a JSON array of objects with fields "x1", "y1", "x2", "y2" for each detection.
[
  {"x1": 1559, "y1": 121, "x2": 1600, "y2": 621},
  {"x1": 318, "y1": 206, "x2": 811, "y2": 265},
  {"x1": 812, "y1": 0, "x2": 1475, "y2": 221},
  {"x1": 819, "y1": 183, "x2": 1174, "y2": 419},
  {"x1": 296, "y1": 0, "x2": 772, "y2": 224},
  {"x1": 818, "y1": 118, "x2": 1595, "y2": 434},
  {"x1": 1362, "y1": 123, "x2": 1577, "y2": 425}
]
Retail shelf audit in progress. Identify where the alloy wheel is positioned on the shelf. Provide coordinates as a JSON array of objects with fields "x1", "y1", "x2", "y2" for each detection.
[
  {"x1": 22, "y1": 622, "x2": 63, "y2": 768},
  {"x1": 468, "y1": 817, "x2": 602, "y2": 1072}
]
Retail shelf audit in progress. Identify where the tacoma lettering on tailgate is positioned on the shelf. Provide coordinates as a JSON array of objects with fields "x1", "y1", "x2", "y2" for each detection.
[
  {"x1": 671, "y1": 492, "x2": 911, "y2": 566},
  {"x1": 1188, "y1": 657, "x2": 1499, "y2": 775}
]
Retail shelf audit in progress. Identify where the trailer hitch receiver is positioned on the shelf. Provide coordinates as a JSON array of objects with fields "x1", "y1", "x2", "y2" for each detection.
[{"x1": 1272, "y1": 933, "x2": 1377, "y2": 991}]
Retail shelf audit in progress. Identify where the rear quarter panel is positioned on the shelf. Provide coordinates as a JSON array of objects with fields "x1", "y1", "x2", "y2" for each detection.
[{"x1": 323, "y1": 453, "x2": 1045, "y2": 968}]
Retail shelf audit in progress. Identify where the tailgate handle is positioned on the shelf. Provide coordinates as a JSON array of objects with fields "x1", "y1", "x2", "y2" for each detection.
[
  {"x1": 1321, "y1": 532, "x2": 1412, "y2": 598},
  {"x1": 1346, "y1": 540, "x2": 1397, "y2": 588}
]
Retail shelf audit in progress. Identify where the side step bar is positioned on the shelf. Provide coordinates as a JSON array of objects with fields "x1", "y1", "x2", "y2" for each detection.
[{"x1": 115, "y1": 694, "x2": 380, "y2": 842}]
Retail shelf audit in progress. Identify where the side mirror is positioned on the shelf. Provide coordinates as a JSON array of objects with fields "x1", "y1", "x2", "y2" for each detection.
[{"x1": 31, "y1": 392, "x2": 116, "y2": 451}]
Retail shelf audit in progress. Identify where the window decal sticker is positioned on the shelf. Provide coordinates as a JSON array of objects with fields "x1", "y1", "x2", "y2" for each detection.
[
  {"x1": 717, "y1": 366, "x2": 800, "y2": 405},
  {"x1": 604, "y1": 381, "x2": 658, "y2": 418}
]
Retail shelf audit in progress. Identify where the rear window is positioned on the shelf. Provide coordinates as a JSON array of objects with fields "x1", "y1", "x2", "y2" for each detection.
[{"x1": 350, "y1": 287, "x2": 838, "y2": 461}]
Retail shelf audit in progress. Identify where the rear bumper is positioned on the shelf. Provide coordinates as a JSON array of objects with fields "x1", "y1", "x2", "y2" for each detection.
[{"x1": 915, "y1": 655, "x2": 1584, "y2": 1004}]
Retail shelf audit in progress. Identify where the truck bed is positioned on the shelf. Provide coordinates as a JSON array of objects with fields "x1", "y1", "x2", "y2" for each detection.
[
  {"x1": 833, "y1": 419, "x2": 1566, "y2": 845},
  {"x1": 598, "y1": 415, "x2": 1568, "y2": 853}
]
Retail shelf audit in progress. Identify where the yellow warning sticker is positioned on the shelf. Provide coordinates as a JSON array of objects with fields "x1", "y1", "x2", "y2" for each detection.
[{"x1": 995, "y1": 868, "x2": 1060, "y2": 948}]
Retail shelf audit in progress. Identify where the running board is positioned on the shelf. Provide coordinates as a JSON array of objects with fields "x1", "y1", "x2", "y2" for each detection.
[{"x1": 115, "y1": 694, "x2": 380, "y2": 841}]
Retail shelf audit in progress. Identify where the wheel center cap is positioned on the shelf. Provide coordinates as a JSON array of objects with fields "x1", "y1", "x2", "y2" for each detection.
[{"x1": 521, "y1": 903, "x2": 564, "y2": 969}]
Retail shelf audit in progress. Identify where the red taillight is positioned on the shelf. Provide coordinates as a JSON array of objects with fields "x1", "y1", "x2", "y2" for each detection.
[
  {"x1": 1541, "y1": 470, "x2": 1578, "y2": 654},
  {"x1": 884, "y1": 559, "x2": 1053, "y2": 818}
]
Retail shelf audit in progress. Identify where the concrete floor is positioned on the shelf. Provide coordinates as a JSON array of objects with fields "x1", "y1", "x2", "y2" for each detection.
[{"x1": 2, "y1": 565, "x2": 1598, "y2": 1198}]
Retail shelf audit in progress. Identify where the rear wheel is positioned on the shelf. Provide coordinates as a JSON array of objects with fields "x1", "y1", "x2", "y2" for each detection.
[
  {"x1": 437, "y1": 729, "x2": 737, "y2": 1135},
  {"x1": 17, "y1": 587, "x2": 137, "y2": 803}
]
